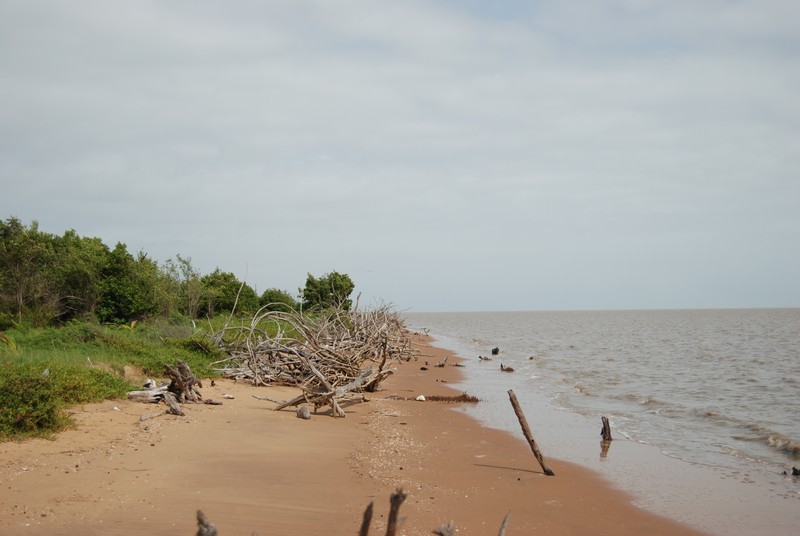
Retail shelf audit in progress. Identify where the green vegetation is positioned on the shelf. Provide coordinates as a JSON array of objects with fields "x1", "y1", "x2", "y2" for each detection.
[
  {"x1": 0, "y1": 362, "x2": 131, "y2": 439},
  {"x1": 0, "y1": 216, "x2": 296, "y2": 326},
  {"x1": 301, "y1": 271, "x2": 355, "y2": 311},
  {"x1": 0, "y1": 216, "x2": 359, "y2": 441},
  {"x1": 0, "y1": 318, "x2": 228, "y2": 440}
]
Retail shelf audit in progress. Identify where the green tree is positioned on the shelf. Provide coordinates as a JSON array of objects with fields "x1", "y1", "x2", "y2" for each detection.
[
  {"x1": 301, "y1": 271, "x2": 355, "y2": 311},
  {"x1": 0, "y1": 218, "x2": 57, "y2": 324},
  {"x1": 163, "y1": 255, "x2": 203, "y2": 319},
  {"x1": 199, "y1": 269, "x2": 258, "y2": 317},
  {"x1": 51, "y1": 230, "x2": 110, "y2": 320},
  {"x1": 96, "y1": 243, "x2": 158, "y2": 323},
  {"x1": 259, "y1": 288, "x2": 298, "y2": 312}
]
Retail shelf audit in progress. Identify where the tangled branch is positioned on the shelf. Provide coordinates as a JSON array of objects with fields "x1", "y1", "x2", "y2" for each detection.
[{"x1": 209, "y1": 304, "x2": 414, "y2": 417}]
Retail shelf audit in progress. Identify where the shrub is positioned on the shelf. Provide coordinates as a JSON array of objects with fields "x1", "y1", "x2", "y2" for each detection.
[{"x1": 0, "y1": 363, "x2": 132, "y2": 440}]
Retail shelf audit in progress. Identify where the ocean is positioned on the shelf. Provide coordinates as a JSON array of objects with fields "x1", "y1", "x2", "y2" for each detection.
[{"x1": 402, "y1": 309, "x2": 800, "y2": 536}]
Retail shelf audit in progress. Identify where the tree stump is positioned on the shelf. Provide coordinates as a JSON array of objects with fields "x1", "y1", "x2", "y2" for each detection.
[{"x1": 601, "y1": 416, "x2": 613, "y2": 441}]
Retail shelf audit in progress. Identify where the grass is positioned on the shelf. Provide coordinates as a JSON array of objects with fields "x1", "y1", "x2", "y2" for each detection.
[{"x1": 0, "y1": 318, "x2": 228, "y2": 441}]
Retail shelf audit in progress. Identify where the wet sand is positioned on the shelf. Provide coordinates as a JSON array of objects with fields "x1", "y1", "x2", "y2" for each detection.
[{"x1": 0, "y1": 335, "x2": 709, "y2": 535}]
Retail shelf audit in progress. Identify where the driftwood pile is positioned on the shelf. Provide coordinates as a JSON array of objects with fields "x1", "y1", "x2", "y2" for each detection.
[
  {"x1": 209, "y1": 305, "x2": 414, "y2": 417},
  {"x1": 127, "y1": 359, "x2": 207, "y2": 418}
]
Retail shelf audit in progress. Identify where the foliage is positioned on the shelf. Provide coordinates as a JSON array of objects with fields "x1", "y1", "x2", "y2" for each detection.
[
  {"x1": 0, "y1": 217, "x2": 57, "y2": 324},
  {"x1": 259, "y1": 288, "x2": 299, "y2": 312},
  {"x1": 96, "y1": 243, "x2": 160, "y2": 324},
  {"x1": 0, "y1": 362, "x2": 132, "y2": 440},
  {"x1": 162, "y1": 255, "x2": 204, "y2": 319},
  {"x1": 0, "y1": 217, "x2": 358, "y2": 326},
  {"x1": 50, "y1": 230, "x2": 109, "y2": 321},
  {"x1": 199, "y1": 269, "x2": 259, "y2": 317},
  {"x1": 301, "y1": 271, "x2": 355, "y2": 311}
]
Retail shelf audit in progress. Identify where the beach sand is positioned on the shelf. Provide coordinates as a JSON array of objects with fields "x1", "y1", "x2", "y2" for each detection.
[{"x1": 0, "y1": 335, "x2": 709, "y2": 535}]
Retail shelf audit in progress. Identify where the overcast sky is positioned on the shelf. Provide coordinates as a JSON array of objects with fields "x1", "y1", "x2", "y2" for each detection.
[{"x1": 2, "y1": 1, "x2": 798, "y2": 312}]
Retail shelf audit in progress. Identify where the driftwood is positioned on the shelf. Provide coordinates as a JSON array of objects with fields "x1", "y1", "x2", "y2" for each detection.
[
  {"x1": 164, "y1": 360, "x2": 202, "y2": 402},
  {"x1": 269, "y1": 365, "x2": 378, "y2": 418},
  {"x1": 358, "y1": 501, "x2": 374, "y2": 536},
  {"x1": 433, "y1": 521, "x2": 455, "y2": 536},
  {"x1": 210, "y1": 305, "x2": 412, "y2": 418},
  {"x1": 601, "y1": 416, "x2": 613, "y2": 441},
  {"x1": 508, "y1": 389, "x2": 554, "y2": 476},
  {"x1": 127, "y1": 384, "x2": 169, "y2": 403},
  {"x1": 195, "y1": 488, "x2": 513, "y2": 535},
  {"x1": 196, "y1": 509, "x2": 217, "y2": 536},
  {"x1": 386, "y1": 488, "x2": 407, "y2": 536},
  {"x1": 127, "y1": 360, "x2": 203, "y2": 417}
]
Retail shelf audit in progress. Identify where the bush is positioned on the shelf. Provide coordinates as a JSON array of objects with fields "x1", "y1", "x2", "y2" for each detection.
[
  {"x1": 0, "y1": 363, "x2": 132, "y2": 440},
  {"x1": 0, "y1": 373, "x2": 69, "y2": 438}
]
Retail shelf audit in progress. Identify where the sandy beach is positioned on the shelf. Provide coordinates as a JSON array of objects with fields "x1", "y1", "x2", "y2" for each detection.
[{"x1": 0, "y1": 335, "x2": 709, "y2": 535}]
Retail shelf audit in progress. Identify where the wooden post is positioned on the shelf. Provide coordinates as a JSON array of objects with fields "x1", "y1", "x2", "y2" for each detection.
[
  {"x1": 358, "y1": 501, "x2": 373, "y2": 536},
  {"x1": 507, "y1": 390, "x2": 554, "y2": 476},
  {"x1": 386, "y1": 488, "x2": 407, "y2": 536},
  {"x1": 196, "y1": 510, "x2": 218, "y2": 536},
  {"x1": 601, "y1": 416, "x2": 613, "y2": 441}
]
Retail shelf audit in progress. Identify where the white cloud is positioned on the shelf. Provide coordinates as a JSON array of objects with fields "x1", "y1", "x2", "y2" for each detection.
[{"x1": 1, "y1": 0, "x2": 798, "y2": 310}]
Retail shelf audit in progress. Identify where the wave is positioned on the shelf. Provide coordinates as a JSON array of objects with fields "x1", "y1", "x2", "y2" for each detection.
[
  {"x1": 614, "y1": 393, "x2": 670, "y2": 407},
  {"x1": 734, "y1": 423, "x2": 800, "y2": 460}
]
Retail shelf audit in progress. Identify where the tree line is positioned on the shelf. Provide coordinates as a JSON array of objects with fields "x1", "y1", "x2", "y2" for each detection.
[{"x1": 0, "y1": 217, "x2": 355, "y2": 328}]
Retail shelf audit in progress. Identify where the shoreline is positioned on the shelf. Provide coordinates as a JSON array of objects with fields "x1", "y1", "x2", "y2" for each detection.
[{"x1": 0, "y1": 334, "x2": 708, "y2": 535}]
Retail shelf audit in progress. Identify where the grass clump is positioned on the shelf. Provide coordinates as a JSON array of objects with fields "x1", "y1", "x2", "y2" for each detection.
[{"x1": 0, "y1": 363, "x2": 132, "y2": 440}]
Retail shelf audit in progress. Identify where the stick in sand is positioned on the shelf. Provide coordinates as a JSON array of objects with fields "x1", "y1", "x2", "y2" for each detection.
[{"x1": 507, "y1": 389, "x2": 555, "y2": 476}]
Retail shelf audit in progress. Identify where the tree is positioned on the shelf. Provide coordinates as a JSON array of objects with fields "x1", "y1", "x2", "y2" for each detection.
[
  {"x1": 162, "y1": 255, "x2": 204, "y2": 319},
  {"x1": 199, "y1": 269, "x2": 258, "y2": 317},
  {"x1": 0, "y1": 218, "x2": 57, "y2": 324},
  {"x1": 301, "y1": 271, "x2": 355, "y2": 311},
  {"x1": 259, "y1": 288, "x2": 298, "y2": 312},
  {"x1": 51, "y1": 230, "x2": 109, "y2": 320},
  {"x1": 96, "y1": 243, "x2": 158, "y2": 324}
]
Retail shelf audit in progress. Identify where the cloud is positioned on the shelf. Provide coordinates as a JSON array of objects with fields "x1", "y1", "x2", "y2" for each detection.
[{"x1": 1, "y1": 0, "x2": 798, "y2": 310}]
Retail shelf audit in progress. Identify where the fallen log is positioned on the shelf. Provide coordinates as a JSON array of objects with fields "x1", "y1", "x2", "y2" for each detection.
[
  {"x1": 127, "y1": 384, "x2": 169, "y2": 403},
  {"x1": 259, "y1": 367, "x2": 380, "y2": 417},
  {"x1": 139, "y1": 409, "x2": 168, "y2": 422},
  {"x1": 163, "y1": 392, "x2": 184, "y2": 416}
]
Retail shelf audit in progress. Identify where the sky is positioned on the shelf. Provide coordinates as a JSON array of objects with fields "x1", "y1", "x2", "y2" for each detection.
[{"x1": 2, "y1": 0, "x2": 798, "y2": 312}]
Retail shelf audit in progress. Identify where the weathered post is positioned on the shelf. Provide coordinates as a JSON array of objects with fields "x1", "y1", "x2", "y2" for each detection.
[
  {"x1": 507, "y1": 390, "x2": 554, "y2": 476},
  {"x1": 386, "y1": 488, "x2": 407, "y2": 536},
  {"x1": 601, "y1": 416, "x2": 613, "y2": 441}
]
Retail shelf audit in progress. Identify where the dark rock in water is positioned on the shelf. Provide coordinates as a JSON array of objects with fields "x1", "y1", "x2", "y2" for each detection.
[
  {"x1": 491, "y1": 347, "x2": 500, "y2": 355},
  {"x1": 297, "y1": 407, "x2": 311, "y2": 420}
]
